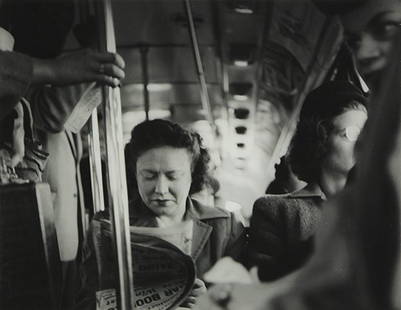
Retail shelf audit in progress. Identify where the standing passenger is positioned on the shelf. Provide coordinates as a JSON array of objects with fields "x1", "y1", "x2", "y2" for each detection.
[{"x1": 340, "y1": 0, "x2": 401, "y2": 88}]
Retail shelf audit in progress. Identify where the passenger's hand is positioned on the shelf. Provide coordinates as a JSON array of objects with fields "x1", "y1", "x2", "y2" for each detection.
[
  {"x1": 181, "y1": 278, "x2": 207, "y2": 309},
  {"x1": 32, "y1": 49, "x2": 125, "y2": 88}
]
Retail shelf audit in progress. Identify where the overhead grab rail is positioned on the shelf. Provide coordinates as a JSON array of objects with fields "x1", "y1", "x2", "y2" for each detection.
[{"x1": 96, "y1": 0, "x2": 135, "y2": 309}]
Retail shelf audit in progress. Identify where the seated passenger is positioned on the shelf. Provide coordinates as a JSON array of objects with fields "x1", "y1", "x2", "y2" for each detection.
[
  {"x1": 78, "y1": 119, "x2": 246, "y2": 308},
  {"x1": 247, "y1": 81, "x2": 368, "y2": 281}
]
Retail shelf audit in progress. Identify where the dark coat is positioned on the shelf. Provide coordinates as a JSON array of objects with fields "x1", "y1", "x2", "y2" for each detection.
[{"x1": 247, "y1": 184, "x2": 325, "y2": 281}]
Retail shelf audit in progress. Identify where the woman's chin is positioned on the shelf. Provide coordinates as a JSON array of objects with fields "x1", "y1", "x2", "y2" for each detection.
[{"x1": 149, "y1": 201, "x2": 177, "y2": 214}]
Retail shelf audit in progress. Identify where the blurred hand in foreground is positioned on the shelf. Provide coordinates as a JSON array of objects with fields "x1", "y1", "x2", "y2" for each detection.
[
  {"x1": 32, "y1": 49, "x2": 125, "y2": 88},
  {"x1": 181, "y1": 278, "x2": 207, "y2": 309}
]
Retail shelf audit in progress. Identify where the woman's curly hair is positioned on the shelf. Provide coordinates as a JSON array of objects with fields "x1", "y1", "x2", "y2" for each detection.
[
  {"x1": 125, "y1": 119, "x2": 210, "y2": 203},
  {"x1": 289, "y1": 81, "x2": 367, "y2": 184}
]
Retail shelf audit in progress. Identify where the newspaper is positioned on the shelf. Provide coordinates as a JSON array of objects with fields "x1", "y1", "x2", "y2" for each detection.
[
  {"x1": 92, "y1": 219, "x2": 196, "y2": 310},
  {"x1": 130, "y1": 221, "x2": 193, "y2": 255},
  {"x1": 64, "y1": 82, "x2": 102, "y2": 133}
]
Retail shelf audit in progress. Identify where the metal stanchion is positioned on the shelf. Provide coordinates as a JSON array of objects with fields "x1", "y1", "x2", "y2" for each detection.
[
  {"x1": 88, "y1": 109, "x2": 105, "y2": 213},
  {"x1": 184, "y1": 0, "x2": 216, "y2": 131},
  {"x1": 96, "y1": 0, "x2": 135, "y2": 309}
]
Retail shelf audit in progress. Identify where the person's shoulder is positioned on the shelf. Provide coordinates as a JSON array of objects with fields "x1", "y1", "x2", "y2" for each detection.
[
  {"x1": 254, "y1": 185, "x2": 323, "y2": 213},
  {"x1": 191, "y1": 201, "x2": 245, "y2": 242},
  {"x1": 251, "y1": 191, "x2": 322, "y2": 238},
  {"x1": 190, "y1": 199, "x2": 230, "y2": 220},
  {"x1": 253, "y1": 193, "x2": 296, "y2": 214},
  {"x1": 253, "y1": 195, "x2": 319, "y2": 225},
  {"x1": 255, "y1": 193, "x2": 292, "y2": 204}
]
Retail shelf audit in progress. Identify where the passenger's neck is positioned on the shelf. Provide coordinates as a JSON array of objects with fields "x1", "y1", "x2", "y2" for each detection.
[
  {"x1": 156, "y1": 207, "x2": 186, "y2": 228},
  {"x1": 319, "y1": 171, "x2": 347, "y2": 199}
]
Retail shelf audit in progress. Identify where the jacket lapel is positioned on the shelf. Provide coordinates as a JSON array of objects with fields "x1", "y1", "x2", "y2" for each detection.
[
  {"x1": 186, "y1": 199, "x2": 228, "y2": 260},
  {"x1": 129, "y1": 199, "x2": 227, "y2": 260},
  {"x1": 191, "y1": 219, "x2": 212, "y2": 260}
]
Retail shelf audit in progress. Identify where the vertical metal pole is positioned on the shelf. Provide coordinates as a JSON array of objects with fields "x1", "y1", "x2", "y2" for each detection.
[
  {"x1": 77, "y1": 0, "x2": 106, "y2": 224},
  {"x1": 88, "y1": 109, "x2": 105, "y2": 213},
  {"x1": 184, "y1": 0, "x2": 216, "y2": 130},
  {"x1": 139, "y1": 46, "x2": 150, "y2": 121},
  {"x1": 97, "y1": 0, "x2": 135, "y2": 309}
]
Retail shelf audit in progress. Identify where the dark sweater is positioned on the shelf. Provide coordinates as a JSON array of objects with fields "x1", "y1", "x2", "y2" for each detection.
[{"x1": 247, "y1": 184, "x2": 325, "y2": 281}]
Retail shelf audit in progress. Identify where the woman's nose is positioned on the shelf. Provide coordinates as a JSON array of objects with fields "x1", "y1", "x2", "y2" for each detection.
[
  {"x1": 356, "y1": 32, "x2": 381, "y2": 60},
  {"x1": 154, "y1": 175, "x2": 168, "y2": 194}
]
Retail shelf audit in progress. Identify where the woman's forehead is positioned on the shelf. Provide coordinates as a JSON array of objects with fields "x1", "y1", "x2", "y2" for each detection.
[
  {"x1": 136, "y1": 146, "x2": 192, "y2": 169},
  {"x1": 331, "y1": 109, "x2": 368, "y2": 129},
  {"x1": 341, "y1": 0, "x2": 401, "y2": 32}
]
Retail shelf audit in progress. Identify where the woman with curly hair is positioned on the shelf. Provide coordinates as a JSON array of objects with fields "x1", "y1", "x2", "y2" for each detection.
[
  {"x1": 76, "y1": 119, "x2": 245, "y2": 309},
  {"x1": 127, "y1": 120, "x2": 246, "y2": 305},
  {"x1": 247, "y1": 81, "x2": 368, "y2": 282},
  {"x1": 125, "y1": 119, "x2": 211, "y2": 213},
  {"x1": 88, "y1": 119, "x2": 242, "y2": 307}
]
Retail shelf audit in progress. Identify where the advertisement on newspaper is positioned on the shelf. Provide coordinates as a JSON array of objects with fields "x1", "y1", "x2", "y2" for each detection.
[{"x1": 93, "y1": 219, "x2": 196, "y2": 310}]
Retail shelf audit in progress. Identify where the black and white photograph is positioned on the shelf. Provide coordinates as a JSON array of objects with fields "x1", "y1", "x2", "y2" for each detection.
[{"x1": 0, "y1": 0, "x2": 400, "y2": 309}]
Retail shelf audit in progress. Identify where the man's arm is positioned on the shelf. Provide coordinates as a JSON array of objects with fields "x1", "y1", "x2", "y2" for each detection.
[
  {"x1": 1, "y1": 48, "x2": 124, "y2": 125},
  {"x1": 31, "y1": 49, "x2": 125, "y2": 88},
  {"x1": 28, "y1": 49, "x2": 125, "y2": 133},
  {"x1": 29, "y1": 83, "x2": 89, "y2": 133}
]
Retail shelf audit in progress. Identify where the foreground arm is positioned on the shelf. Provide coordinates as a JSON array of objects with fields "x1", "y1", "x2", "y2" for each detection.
[{"x1": 29, "y1": 49, "x2": 125, "y2": 132}]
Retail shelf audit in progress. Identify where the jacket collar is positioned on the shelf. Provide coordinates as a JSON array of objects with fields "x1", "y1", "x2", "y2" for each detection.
[
  {"x1": 129, "y1": 198, "x2": 228, "y2": 225},
  {"x1": 288, "y1": 183, "x2": 326, "y2": 200},
  {"x1": 130, "y1": 198, "x2": 228, "y2": 260},
  {"x1": 185, "y1": 198, "x2": 228, "y2": 221}
]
